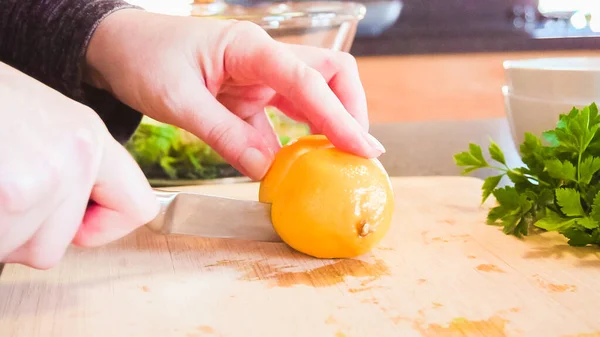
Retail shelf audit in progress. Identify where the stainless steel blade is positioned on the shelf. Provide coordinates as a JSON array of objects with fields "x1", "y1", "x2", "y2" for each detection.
[{"x1": 146, "y1": 190, "x2": 281, "y2": 242}]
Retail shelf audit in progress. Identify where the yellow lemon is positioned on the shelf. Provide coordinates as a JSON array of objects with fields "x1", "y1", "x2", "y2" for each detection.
[{"x1": 259, "y1": 135, "x2": 395, "y2": 258}]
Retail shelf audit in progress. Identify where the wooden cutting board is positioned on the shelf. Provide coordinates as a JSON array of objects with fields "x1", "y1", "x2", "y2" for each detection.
[{"x1": 1, "y1": 176, "x2": 600, "y2": 337}]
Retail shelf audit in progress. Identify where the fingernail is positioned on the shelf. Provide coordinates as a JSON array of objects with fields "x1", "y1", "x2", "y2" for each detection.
[
  {"x1": 364, "y1": 133, "x2": 386, "y2": 154},
  {"x1": 240, "y1": 148, "x2": 270, "y2": 180}
]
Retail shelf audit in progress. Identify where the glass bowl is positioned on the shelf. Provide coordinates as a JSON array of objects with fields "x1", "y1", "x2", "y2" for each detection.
[
  {"x1": 193, "y1": 1, "x2": 366, "y2": 51},
  {"x1": 125, "y1": 1, "x2": 366, "y2": 186}
]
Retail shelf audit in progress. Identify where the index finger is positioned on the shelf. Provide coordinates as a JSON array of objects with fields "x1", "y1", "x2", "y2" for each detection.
[
  {"x1": 228, "y1": 31, "x2": 384, "y2": 158},
  {"x1": 283, "y1": 43, "x2": 369, "y2": 131},
  {"x1": 72, "y1": 138, "x2": 159, "y2": 247}
]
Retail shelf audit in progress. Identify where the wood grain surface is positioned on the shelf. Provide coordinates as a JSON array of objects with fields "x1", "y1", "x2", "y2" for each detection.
[{"x1": 1, "y1": 176, "x2": 599, "y2": 337}]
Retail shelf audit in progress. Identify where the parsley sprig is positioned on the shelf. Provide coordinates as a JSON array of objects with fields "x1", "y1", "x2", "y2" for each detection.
[{"x1": 454, "y1": 103, "x2": 600, "y2": 246}]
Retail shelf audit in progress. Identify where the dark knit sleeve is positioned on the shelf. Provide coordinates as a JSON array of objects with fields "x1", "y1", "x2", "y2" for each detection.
[{"x1": 0, "y1": 0, "x2": 144, "y2": 144}]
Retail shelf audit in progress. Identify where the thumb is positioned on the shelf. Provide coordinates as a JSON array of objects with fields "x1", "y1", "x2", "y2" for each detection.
[{"x1": 72, "y1": 137, "x2": 159, "y2": 247}]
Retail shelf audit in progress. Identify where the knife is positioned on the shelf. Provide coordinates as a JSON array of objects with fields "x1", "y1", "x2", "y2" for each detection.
[{"x1": 145, "y1": 190, "x2": 282, "y2": 242}]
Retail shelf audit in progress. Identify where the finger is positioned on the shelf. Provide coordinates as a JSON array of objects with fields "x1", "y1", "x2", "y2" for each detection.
[
  {"x1": 218, "y1": 93, "x2": 281, "y2": 152},
  {"x1": 72, "y1": 137, "x2": 159, "y2": 247},
  {"x1": 230, "y1": 37, "x2": 384, "y2": 158},
  {"x1": 246, "y1": 110, "x2": 281, "y2": 152},
  {"x1": 168, "y1": 79, "x2": 275, "y2": 180},
  {"x1": 0, "y1": 150, "x2": 54, "y2": 259},
  {"x1": 268, "y1": 95, "x2": 309, "y2": 124},
  {"x1": 269, "y1": 95, "x2": 322, "y2": 133},
  {"x1": 0, "y1": 129, "x2": 98, "y2": 267},
  {"x1": 327, "y1": 57, "x2": 369, "y2": 131},
  {"x1": 0, "y1": 140, "x2": 59, "y2": 215},
  {"x1": 4, "y1": 188, "x2": 90, "y2": 269},
  {"x1": 284, "y1": 44, "x2": 369, "y2": 131}
]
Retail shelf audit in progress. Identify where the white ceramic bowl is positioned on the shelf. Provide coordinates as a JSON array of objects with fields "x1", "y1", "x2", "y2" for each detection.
[
  {"x1": 503, "y1": 57, "x2": 600, "y2": 103},
  {"x1": 503, "y1": 86, "x2": 589, "y2": 146}
]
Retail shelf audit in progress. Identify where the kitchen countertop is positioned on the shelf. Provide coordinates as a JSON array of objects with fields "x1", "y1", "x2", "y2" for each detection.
[{"x1": 3, "y1": 176, "x2": 600, "y2": 337}]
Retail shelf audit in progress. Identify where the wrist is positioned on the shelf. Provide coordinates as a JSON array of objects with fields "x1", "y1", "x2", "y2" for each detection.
[{"x1": 83, "y1": 8, "x2": 142, "y2": 92}]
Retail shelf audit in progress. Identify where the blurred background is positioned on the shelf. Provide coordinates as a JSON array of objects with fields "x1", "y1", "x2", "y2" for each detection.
[
  {"x1": 125, "y1": 0, "x2": 600, "y2": 54},
  {"x1": 122, "y1": 0, "x2": 600, "y2": 185},
  {"x1": 349, "y1": 0, "x2": 600, "y2": 55}
]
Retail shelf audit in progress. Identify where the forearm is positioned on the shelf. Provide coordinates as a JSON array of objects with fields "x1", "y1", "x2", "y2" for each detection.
[{"x1": 0, "y1": 0, "x2": 145, "y2": 143}]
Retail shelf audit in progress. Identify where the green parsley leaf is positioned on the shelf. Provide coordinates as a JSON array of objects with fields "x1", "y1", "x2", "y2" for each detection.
[
  {"x1": 554, "y1": 105, "x2": 599, "y2": 155},
  {"x1": 584, "y1": 184, "x2": 600, "y2": 208},
  {"x1": 469, "y1": 143, "x2": 486, "y2": 163},
  {"x1": 501, "y1": 211, "x2": 522, "y2": 235},
  {"x1": 489, "y1": 140, "x2": 506, "y2": 165},
  {"x1": 534, "y1": 208, "x2": 577, "y2": 231},
  {"x1": 481, "y1": 175, "x2": 503, "y2": 203},
  {"x1": 562, "y1": 228, "x2": 597, "y2": 247},
  {"x1": 520, "y1": 132, "x2": 553, "y2": 177},
  {"x1": 537, "y1": 188, "x2": 556, "y2": 208},
  {"x1": 487, "y1": 187, "x2": 533, "y2": 235},
  {"x1": 588, "y1": 102, "x2": 600, "y2": 124},
  {"x1": 576, "y1": 217, "x2": 599, "y2": 230},
  {"x1": 486, "y1": 206, "x2": 504, "y2": 225},
  {"x1": 487, "y1": 198, "x2": 519, "y2": 226},
  {"x1": 460, "y1": 166, "x2": 483, "y2": 175},
  {"x1": 514, "y1": 216, "x2": 530, "y2": 237},
  {"x1": 454, "y1": 143, "x2": 489, "y2": 171},
  {"x1": 578, "y1": 156, "x2": 600, "y2": 185},
  {"x1": 590, "y1": 190, "x2": 600, "y2": 222},
  {"x1": 521, "y1": 132, "x2": 543, "y2": 153},
  {"x1": 544, "y1": 159, "x2": 576, "y2": 181},
  {"x1": 555, "y1": 188, "x2": 585, "y2": 217},
  {"x1": 492, "y1": 186, "x2": 520, "y2": 208}
]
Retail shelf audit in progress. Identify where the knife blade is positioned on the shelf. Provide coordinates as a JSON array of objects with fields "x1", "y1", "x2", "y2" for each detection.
[{"x1": 145, "y1": 190, "x2": 282, "y2": 242}]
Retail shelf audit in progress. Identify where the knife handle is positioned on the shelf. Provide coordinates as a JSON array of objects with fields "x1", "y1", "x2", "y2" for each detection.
[{"x1": 145, "y1": 190, "x2": 178, "y2": 234}]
